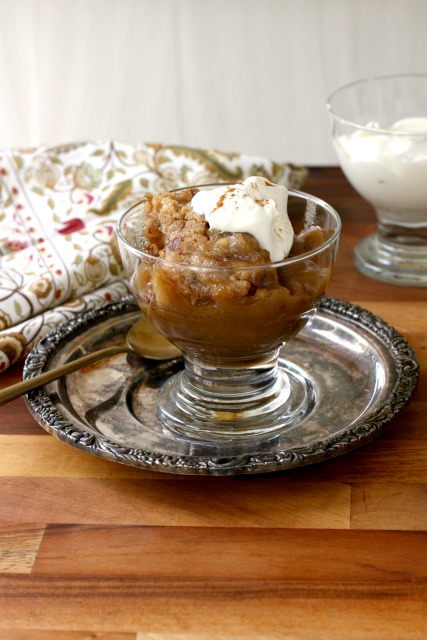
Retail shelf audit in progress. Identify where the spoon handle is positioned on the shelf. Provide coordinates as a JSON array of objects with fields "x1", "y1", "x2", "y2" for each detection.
[{"x1": 0, "y1": 345, "x2": 130, "y2": 406}]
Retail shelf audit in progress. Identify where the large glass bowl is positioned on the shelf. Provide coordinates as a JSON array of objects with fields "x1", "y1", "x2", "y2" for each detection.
[
  {"x1": 117, "y1": 185, "x2": 340, "y2": 441},
  {"x1": 327, "y1": 73, "x2": 427, "y2": 286}
]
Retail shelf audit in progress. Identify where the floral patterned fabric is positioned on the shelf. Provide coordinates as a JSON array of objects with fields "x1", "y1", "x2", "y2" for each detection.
[{"x1": 0, "y1": 140, "x2": 307, "y2": 372}]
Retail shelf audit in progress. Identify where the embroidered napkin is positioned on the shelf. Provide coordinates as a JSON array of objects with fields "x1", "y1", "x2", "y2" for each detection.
[{"x1": 0, "y1": 140, "x2": 307, "y2": 372}]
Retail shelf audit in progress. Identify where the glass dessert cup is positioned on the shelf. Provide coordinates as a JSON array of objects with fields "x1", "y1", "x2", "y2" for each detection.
[
  {"x1": 327, "y1": 73, "x2": 427, "y2": 287},
  {"x1": 117, "y1": 186, "x2": 340, "y2": 441}
]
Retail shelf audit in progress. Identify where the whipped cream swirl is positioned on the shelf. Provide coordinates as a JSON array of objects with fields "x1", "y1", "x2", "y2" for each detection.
[{"x1": 191, "y1": 176, "x2": 294, "y2": 262}]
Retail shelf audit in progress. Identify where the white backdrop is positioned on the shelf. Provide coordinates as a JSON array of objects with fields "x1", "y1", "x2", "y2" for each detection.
[{"x1": 0, "y1": 0, "x2": 426, "y2": 164}]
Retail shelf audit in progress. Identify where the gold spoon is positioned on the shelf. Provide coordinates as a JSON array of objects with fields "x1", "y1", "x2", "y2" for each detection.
[{"x1": 0, "y1": 316, "x2": 181, "y2": 405}]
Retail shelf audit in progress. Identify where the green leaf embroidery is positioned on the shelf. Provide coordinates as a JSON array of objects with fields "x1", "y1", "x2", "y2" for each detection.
[
  {"x1": 109, "y1": 263, "x2": 121, "y2": 276},
  {"x1": 12, "y1": 155, "x2": 23, "y2": 170},
  {"x1": 180, "y1": 165, "x2": 191, "y2": 182},
  {"x1": 157, "y1": 152, "x2": 172, "y2": 165},
  {"x1": 164, "y1": 146, "x2": 244, "y2": 181},
  {"x1": 88, "y1": 180, "x2": 133, "y2": 216}
]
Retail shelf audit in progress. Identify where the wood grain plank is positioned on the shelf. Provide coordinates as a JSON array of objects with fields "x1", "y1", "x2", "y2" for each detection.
[
  {"x1": 351, "y1": 483, "x2": 427, "y2": 530},
  {"x1": 0, "y1": 363, "x2": 26, "y2": 392},
  {"x1": 0, "y1": 435, "x2": 162, "y2": 479},
  {"x1": 0, "y1": 524, "x2": 45, "y2": 574},
  {"x1": 384, "y1": 402, "x2": 427, "y2": 440},
  {"x1": 0, "y1": 398, "x2": 47, "y2": 435},
  {"x1": 0, "y1": 360, "x2": 48, "y2": 437},
  {"x1": 0, "y1": 632, "x2": 134, "y2": 639},
  {"x1": 0, "y1": 478, "x2": 350, "y2": 528},
  {"x1": 0, "y1": 576, "x2": 426, "y2": 639},
  {"x1": 33, "y1": 526, "x2": 427, "y2": 583},
  {"x1": 291, "y1": 439, "x2": 427, "y2": 484},
  {"x1": 2, "y1": 427, "x2": 427, "y2": 482}
]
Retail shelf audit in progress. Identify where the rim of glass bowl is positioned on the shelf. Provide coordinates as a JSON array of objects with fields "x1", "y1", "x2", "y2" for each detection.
[
  {"x1": 116, "y1": 186, "x2": 341, "y2": 271},
  {"x1": 326, "y1": 72, "x2": 427, "y2": 136}
]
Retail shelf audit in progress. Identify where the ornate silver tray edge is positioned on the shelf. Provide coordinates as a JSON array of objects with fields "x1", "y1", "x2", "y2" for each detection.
[{"x1": 23, "y1": 296, "x2": 419, "y2": 476}]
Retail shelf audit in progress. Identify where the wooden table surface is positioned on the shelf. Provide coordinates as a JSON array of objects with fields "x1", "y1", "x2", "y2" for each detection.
[{"x1": 0, "y1": 167, "x2": 426, "y2": 640}]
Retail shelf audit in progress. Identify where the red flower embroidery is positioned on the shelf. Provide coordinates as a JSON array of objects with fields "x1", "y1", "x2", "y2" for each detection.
[
  {"x1": 5, "y1": 238, "x2": 29, "y2": 251},
  {"x1": 58, "y1": 218, "x2": 86, "y2": 234},
  {"x1": 75, "y1": 192, "x2": 95, "y2": 205}
]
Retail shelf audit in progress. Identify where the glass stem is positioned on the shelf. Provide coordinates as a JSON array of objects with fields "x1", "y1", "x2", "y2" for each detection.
[{"x1": 182, "y1": 350, "x2": 283, "y2": 403}]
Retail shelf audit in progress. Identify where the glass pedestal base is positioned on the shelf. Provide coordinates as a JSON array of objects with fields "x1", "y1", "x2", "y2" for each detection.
[
  {"x1": 157, "y1": 357, "x2": 316, "y2": 441},
  {"x1": 354, "y1": 233, "x2": 427, "y2": 287}
]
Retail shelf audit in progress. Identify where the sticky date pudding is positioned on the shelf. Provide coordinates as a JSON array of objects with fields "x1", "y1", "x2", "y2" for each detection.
[{"x1": 123, "y1": 181, "x2": 334, "y2": 362}]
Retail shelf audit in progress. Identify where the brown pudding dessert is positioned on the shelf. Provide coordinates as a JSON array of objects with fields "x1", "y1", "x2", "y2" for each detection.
[{"x1": 128, "y1": 179, "x2": 334, "y2": 360}]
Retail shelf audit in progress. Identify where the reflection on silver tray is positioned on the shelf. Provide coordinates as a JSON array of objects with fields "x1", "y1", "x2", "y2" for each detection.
[{"x1": 24, "y1": 296, "x2": 419, "y2": 476}]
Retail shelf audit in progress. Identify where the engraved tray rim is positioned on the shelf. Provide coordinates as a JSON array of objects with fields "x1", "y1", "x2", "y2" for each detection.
[{"x1": 23, "y1": 295, "x2": 419, "y2": 476}]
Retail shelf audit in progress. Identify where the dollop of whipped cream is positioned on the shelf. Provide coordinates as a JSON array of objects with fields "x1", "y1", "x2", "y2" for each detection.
[
  {"x1": 191, "y1": 176, "x2": 294, "y2": 262},
  {"x1": 338, "y1": 117, "x2": 427, "y2": 162}
]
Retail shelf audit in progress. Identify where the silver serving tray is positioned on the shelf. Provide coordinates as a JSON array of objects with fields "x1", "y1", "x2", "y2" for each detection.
[{"x1": 24, "y1": 296, "x2": 419, "y2": 476}]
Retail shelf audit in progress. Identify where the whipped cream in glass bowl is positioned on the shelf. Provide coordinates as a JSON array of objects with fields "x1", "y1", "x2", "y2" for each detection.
[
  {"x1": 117, "y1": 178, "x2": 340, "y2": 441},
  {"x1": 327, "y1": 74, "x2": 427, "y2": 286}
]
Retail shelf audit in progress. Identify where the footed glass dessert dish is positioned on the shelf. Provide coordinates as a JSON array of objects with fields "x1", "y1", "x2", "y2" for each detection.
[
  {"x1": 327, "y1": 73, "x2": 427, "y2": 287},
  {"x1": 117, "y1": 181, "x2": 340, "y2": 441}
]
